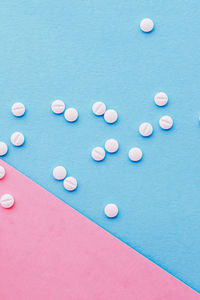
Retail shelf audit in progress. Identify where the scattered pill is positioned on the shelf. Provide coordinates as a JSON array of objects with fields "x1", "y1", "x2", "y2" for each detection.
[
  {"x1": 92, "y1": 101, "x2": 106, "y2": 116},
  {"x1": 12, "y1": 102, "x2": 25, "y2": 117},
  {"x1": 129, "y1": 147, "x2": 143, "y2": 162},
  {"x1": 91, "y1": 147, "x2": 105, "y2": 161},
  {"x1": 154, "y1": 92, "x2": 168, "y2": 107},
  {"x1": 53, "y1": 166, "x2": 67, "y2": 180},
  {"x1": 11, "y1": 132, "x2": 24, "y2": 146},
  {"x1": 159, "y1": 115, "x2": 173, "y2": 130},
  {"x1": 104, "y1": 204, "x2": 118, "y2": 218},
  {"x1": 0, "y1": 166, "x2": 5, "y2": 179},
  {"x1": 0, "y1": 194, "x2": 14, "y2": 208},
  {"x1": 64, "y1": 108, "x2": 78, "y2": 122},
  {"x1": 63, "y1": 176, "x2": 77, "y2": 191},
  {"x1": 139, "y1": 122, "x2": 153, "y2": 137},
  {"x1": 140, "y1": 18, "x2": 154, "y2": 32},
  {"x1": 104, "y1": 109, "x2": 118, "y2": 124},
  {"x1": 105, "y1": 139, "x2": 119, "y2": 153},
  {"x1": 51, "y1": 100, "x2": 65, "y2": 114},
  {"x1": 0, "y1": 142, "x2": 8, "y2": 156}
]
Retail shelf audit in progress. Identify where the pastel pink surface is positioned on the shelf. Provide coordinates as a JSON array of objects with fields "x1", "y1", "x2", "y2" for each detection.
[{"x1": 0, "y1": 159, "x2": 199, "y2": 300}]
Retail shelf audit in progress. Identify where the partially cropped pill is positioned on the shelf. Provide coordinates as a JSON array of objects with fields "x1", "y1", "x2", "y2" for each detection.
[
  {"x1": 104, "y1": 109, "x2": 118, "y2": 124},
  {"x1": 51, "y1": 100, "x2": 65, "y2": 114},
  {"x1": 104, "y1": 204, "x2": 118, "y2": 218},
  {"x1": 0, "y1": 166, "x2": 5, "y2": 179},
  {"x1": 11, "y1": 132, "x2": 24, "y2": 146},
  {"x1": 91, "y1": 147, "x2": 105, "y2": 161},
  {"x1": 12, "y1": 102, "x2": 25, "y2": 117},
  {"x1": 105, "y1": 139, "x2": 119, "y2": 153},
  {"x1": 53, "y1": 166, "x2": 67, "y2": 180},
  {"x1": 64, "y1": 108, "x2": 78, "y2": 122},
  {"x1": 159, "y1": 115, "x2": 173, "y2": 130},
  {"x1": 154, "y1": 92, "x2": 168, "y2": 107},
  {"x1": 0, "y1": 194, "x2": 14, "y2": 208},
  {"x1": 0, "y1": 142, "x2": 8, "y2": 156},
  {"x1": 139, "y1": 122, "x2": 153, "y2": 137},
  {"x1": 92, "y1": 102, "x2": 106, "y2": 116},
  {"x1": 129, "y1": 147, "x2": 143, "y2": 162},
  {"x1": 140, "y1": 18, "x2": 154, "y2": 32},
  {"x1": 63, "y1": 176, "x2": 77, "y2": 191}
]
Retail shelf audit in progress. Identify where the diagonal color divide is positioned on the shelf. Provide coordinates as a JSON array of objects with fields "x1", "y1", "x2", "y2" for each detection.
[{"x1": 0, "y1": 159, "x2": 199, "y2": 300}]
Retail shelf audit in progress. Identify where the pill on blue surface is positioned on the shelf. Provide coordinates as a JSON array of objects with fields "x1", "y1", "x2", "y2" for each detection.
[
  {"x1": 129, "y1": 147, "x2": 143, "y2": 162},
  {"x1": 63, "y1": 176, "x2": 77, "y2": 191},
  {"x1": 104, "y1": 109, "x2": 118, "y2": 124},
  {"x1": 92, "y1": 101, "x2": 106, "y2": 116},
  {"x1": 139, "y1": 122, "x2": 153, "y2": 137},
  {"x1": 12, "y1": 102, "x2": 25, "y2": 117},
  {"x1": 105, "y1": 139, "x2": 119, "y2": 153},
  {"x1": 0, "y1": 166, "x2": 5, "y2": 179},
  {"x1": 11, "y1": 132, "x2": 24, "y2": 146},
  {"x1": 0, "y1": 142, "x2": 8, "y2": 156},
  {"x1": 64, "y1": 108, "x2": 78, "y2": 122},
  {"x1": 140, "y1": 18, "x2": 154, "y2": 32},
  {"x1": 53, "y1": 166, "x2": 67, "y2": 180},
  {"x1": 91, "y1": 147, "x2": 105, "y2": 161},
  {"x1": 104, "y1": 204, "x2": 118, "y2": 218},
  {"x1": 154, "y1": 92, "x2": 168, "y2": 107},
  {"x1": 0, "y1": 194, "x2": 14, "y2": 208},
  {"x1": 51, "y1": 100, "x2": 65, "y2": 114},
  {"x1": 159, "y1": 115, "x2": 173, "y2": 130}
]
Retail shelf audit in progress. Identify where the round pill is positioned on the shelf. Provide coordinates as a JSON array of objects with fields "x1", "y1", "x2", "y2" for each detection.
[
  {"x1": 11, "y1": 102, "x2": 25, "y2": 117},
  {"x1": 104, "y1": 204, "x2": 118, "y2": 218},
  {"x1": 64, "y1": 108, "x2": 78, "y2": 122},
  {"x1": 0, "y1": 142, "x2": 8, "y2": 156},
  {"x1": 104, "y1": 109, "x2": 118, "y2": 124},
  {"x1": 0, "y1": 166, "x2": 5, "y2": 179},
  {"x1": 11, "y1": 132, "x2": 24, "y2": 146},
  {"x1": 0, "y1": 194, "x2": 14, "y2": 208},
  {"x1": 154, "y1": 92, "x2": 168, "y2": 107},
  {"x1": 51, "y1": 100, "x2": 65, "y2": 114},
  {"x1": 139, "y1": 122, "x2": 153, "y2": 137},
  {"x1": 92, "y1": 101, "x2": 106, "y2": 116},
  {"x1": 129, "y1": 147, "x2": 143, "y2": 162},
  {"x1": 53, "y1": 166, "x2": 67, "y2": 180},
  {"x1": 159, "y1": 115, "x2": 173, "y2": 130},
  {"x1": 105, "y1": 139, "x2": 119, "y2": 153},
  {"x1": 63, "y1": 176, "x2": 77, "y2": 191},
  {"x1": 140, "y1": 18, "x2": 154, "y2": 32},
  {"x1": 91, "y1": 147, "x2": 105, "y2": 161}
]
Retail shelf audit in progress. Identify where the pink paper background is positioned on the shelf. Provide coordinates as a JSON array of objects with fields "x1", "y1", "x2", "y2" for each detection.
[{"x1": 0, "y1": 159, "x2": 199, "y2": 300}]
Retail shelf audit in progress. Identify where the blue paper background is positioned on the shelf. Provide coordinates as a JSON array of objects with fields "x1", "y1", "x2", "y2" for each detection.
[{"x1": 0, "y1": 0, "x2": 200, "y2": 292}]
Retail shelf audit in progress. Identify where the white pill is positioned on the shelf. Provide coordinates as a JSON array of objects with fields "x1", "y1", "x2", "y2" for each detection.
[
  {"x1": 0, "y1": 166, "x2": 5, "y2": 179},
  {"x1": 51, "y1": 100, "x2": 65, "y2": 114},
  {"x1": 12, "y1": 102, "x2": 25, "y2": 117},
  {"x1": 129, "y1": 147, "x2": 143, "y2": 162},
  {"x1": 11, "y1": 132, "x2": 24, "y2": 146},
  {"x1": 104, "y1": 109, "x2": 118, "y2": 124},
  {"x1": 159, "y1": 115, "x2": 173, "y2": 130},
  {"x1": 92, "y1": 101, "x2": 106, "y2": 116},
  {"x1": 154, "y1": 92, "x2": 168, "y2": 107},
  {"x1": 139, "y1": 122, "x2": 153, "y2": 137},
  {"x1": 0, "y1": 142, "x2": 8, "y2": 156},
  {"x1": 53, "y1": 166, "x2": 67, "y2": 180},
  {"x1": 105, "y1": 139, "x2": 119, "y2": 153},
  {"x1": 0, "y1": 194, "x2": 14, "y2": 208},
  {"x1": 140, "y1": 18, "x2": 154, "y2": 32},
  {"x1": 91, "y1": 147, "x2": 105, "y2": 161},
  {"x1": 104, "y1": 204, "x2": 118, "y2": 218},
  {"x1": 63, "y1": 176, "x2": 77, "y2": 191},
  {"x1": 64, "y1": 108, "x2": 78, "y2": 122}
]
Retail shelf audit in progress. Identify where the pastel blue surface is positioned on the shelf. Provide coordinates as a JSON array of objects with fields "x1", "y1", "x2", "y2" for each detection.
[{"x1": 0, "y1": 0, "x2": 200, "y2": 292}]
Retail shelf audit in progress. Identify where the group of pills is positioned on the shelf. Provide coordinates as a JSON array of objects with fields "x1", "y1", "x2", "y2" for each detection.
[
  {"x1": 53, "y1": 166, "x2": 77, "y2": 191},
  {"x1": 0, "y1": 166, "x2": 15, "y2": 209},
  {"x1": 0, "y1": 102, "x2": 26, "y2": 157},
  {"x1": 51, "y1": 99, "x2": 79, "y2": 122}
]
